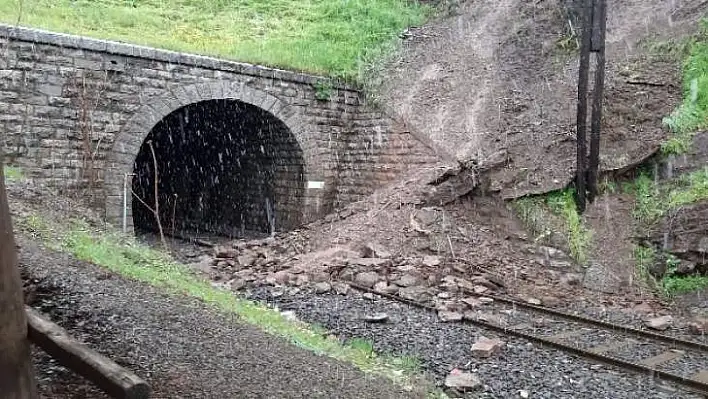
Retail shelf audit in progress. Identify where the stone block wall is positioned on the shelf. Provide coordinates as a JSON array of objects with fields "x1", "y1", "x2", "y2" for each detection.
[{"x1": 0, "y1": 24, "x2": 440, "y2": 229}]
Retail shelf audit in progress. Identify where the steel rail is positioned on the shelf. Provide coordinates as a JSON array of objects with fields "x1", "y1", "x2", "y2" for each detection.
[{"x1": 346, "y1": 282, "x2": 708, "y2": 395}]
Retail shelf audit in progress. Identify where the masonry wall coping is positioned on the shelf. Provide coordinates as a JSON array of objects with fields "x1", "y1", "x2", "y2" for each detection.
[{"x1": 0, "y1": 23, "x2": 360, "y2": 91}]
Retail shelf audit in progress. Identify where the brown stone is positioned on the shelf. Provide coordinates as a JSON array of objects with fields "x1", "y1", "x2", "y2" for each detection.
[
  {"x1": 332, "y1": 282, "x2": 350, "y2": 295},
  {"x1": 352, "y1": 258, "x2": 392, "y2": 268},
  {"x1": 360, "y1": 242, "x2": 392, "y2": 259},
  {"x1": 646, "y1": 315, "x2": 673, "y2": 331},
  {"x1": 444, "y1": 369, "x2": 482, "y2": 391},
  {"x1": 687, "y1": 317, "x2": 708, "y2": 335},
  {"x1": 273, "y1": 270, "x2": 293, "y2": 285},
  {"x1": 373, "y1": 281, "x2": 399, "y2": 295},
  {"x1": 399, "y1": 286, "x2": 430, "y2": 302},
  {"x1": 237, "y1": 253, "x2": 256, "y2": 267},
  {"x1": 214, "y1": 245, "x2": 238, "y2": 258},
  {"x1": 462, "y1": 297, "x2": 482, "y2": 308},
  {"x1": 314, "y1": 282, "x2": 332, "y2": 294},
  {"x1": 438, "y1": 310, "x2": 464, "y2": 322},
  {"x1": 393, "y1": 273, "x2": 418, "y2": 287},
  {"x1": 422, "y1": 255, "x2": 442, "y2": 267},
  {"x1": 354, "y1": 271, "x2": 381, "y2": 288},
  {"x1": 471, "y1": 336, "x2": 504, "y2": 358}
]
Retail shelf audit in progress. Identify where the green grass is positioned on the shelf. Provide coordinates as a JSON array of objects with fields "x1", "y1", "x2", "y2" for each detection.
[
  {"x1": 627, "y1": 168, "x2": 708, "y2": 296},
  {"x1": 629, "y1": 168, "x2": 708, "y2": 225},
  {"x1": 511, "y1": 188, "x2": 592, "y2": 266},
  {"x1": 545, "y1": 189, "x2": 592, "y2": 265},
  {"x1": 662, "y1": 19, "x2": 708, "y2": 155},
  {"x1": 0, "y1": 0, "x2": 433, "y2": 80},
  {"x1": 662, "y1": 275, "x2": 708, "y2": 295},
  {"x1": 15, "y1": 215, "x2": 443, "y2": 396},
  {"x1": 3, "y1": 165, "x2": 24, "y2": 181}
]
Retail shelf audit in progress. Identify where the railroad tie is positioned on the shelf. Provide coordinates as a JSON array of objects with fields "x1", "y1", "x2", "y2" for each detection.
[
  {"x1": 638, "y1": 350, "x2": 685, "y2": 368},
  {"x1": 587, "y1": 338, "x2": 636, "y2": 355},
  {"x1": 691, "y1": 370, "x2": 708, "y2": 384},
  {"x1": 546, "y1": 329, "x2": 586, "y2": 344}
]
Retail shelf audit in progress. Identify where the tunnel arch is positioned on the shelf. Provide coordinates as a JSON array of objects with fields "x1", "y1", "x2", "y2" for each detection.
[{"x1": 105, "y1": 82, "x2": 318, "y2": 235}]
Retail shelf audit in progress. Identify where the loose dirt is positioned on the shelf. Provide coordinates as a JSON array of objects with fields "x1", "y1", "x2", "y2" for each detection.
[{"x1": 379, "y1": 0, "x2": 699, "y2": 198}]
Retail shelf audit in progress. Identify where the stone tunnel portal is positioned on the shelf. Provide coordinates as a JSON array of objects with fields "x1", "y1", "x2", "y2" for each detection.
[{"x1": 131, "y1": 99, "x2": 305, "y2": 237}]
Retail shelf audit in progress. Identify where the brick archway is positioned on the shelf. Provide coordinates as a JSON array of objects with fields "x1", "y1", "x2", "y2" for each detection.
[{"x1": 104, "y1": 81, "x2": 321, "y2": 232}]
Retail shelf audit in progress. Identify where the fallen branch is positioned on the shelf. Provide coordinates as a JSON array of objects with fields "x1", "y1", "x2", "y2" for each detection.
[
  {"x1": 625, "y1": 80, "x2": 667, "y2": 87},
  {"x1": 26, "y1": 306, "x2": 150, "y2": 399}
]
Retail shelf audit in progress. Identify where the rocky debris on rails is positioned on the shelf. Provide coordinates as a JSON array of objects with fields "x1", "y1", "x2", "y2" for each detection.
[
  {"x1": 646, "y1": 315, "x2": 673, "y2": 331},
  {"x1": 471, "y1": 336, "x2": 505, "y2": 358},
  {"x1": 444, "y1": 368, "x2": 482, "y2": 391}
]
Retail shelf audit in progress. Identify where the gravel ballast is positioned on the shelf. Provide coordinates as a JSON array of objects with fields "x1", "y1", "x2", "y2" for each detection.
[
  {"x1": 18, "y1": 237, "x2": 424, "y2": 399},
  {"x1": 248, "y1": 286, "x2": 706, "y2": 399}
]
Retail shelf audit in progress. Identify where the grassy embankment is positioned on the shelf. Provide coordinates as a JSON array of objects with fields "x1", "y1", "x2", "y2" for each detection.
[{"x1": 0, "y1": 0, "x2": 432, "y2": 82}]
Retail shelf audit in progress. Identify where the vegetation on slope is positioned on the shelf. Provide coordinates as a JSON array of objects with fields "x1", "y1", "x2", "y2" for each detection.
[
  {"x1": 628, "y1": 169, "x2": 708, "y2": 296},
  {"x1": 511, "y1": 188, "x2": 592, "y2": 266},
  {"x1": 662, "y1": 18, "x2": 708, "y2": 155},
  {"x1": 0, "y1": 0, "x2": 432, "y2": 80}
]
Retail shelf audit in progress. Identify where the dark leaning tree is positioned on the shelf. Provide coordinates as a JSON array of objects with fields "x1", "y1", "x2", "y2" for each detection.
[{"x1": 0, "y1": 151, "x2": 38, "y2": 398}]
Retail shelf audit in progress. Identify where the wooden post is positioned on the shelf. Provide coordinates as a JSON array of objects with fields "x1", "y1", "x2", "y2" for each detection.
[
  {"x1": 575, "y1": 0, "x2": 594, "y2": 213},
  {"x1": 26, "y1": 307, "x2": 150, "y2": 399},
  {"x1": 0, "y1": 154, "x2": 39, "y2": 398},
  {"x1": 587, "y1": 0, "x2": 607, "y2": 203}
]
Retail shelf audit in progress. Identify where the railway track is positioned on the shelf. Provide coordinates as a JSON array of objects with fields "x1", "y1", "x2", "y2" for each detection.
[{"x1": 347, "y1": 282, "x2": 708, "y2": 396}]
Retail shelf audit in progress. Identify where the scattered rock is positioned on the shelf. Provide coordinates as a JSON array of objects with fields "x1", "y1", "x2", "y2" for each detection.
[
  {"x1": 352, "y1": 258, "x2": 392, "y2": 268},
  {"x1": 422, "y1": 255, "x2": 442, "y2": 267},
  {"x1": 237, "y1": 253, "x2": 256, "y2": 267},
  {"x1": 687, "y1": 317, "x2": 708, "y2": 335},
  {"x1": 394, "y1": 273, "x2": 418, "y2": 287},
  {"x1": 214, "y1": 245, "x2": 238, "y2": 258},
  {"x1": 373, "y1": 281, "x2": 400, "y2": 295},
  {"x1": 230, "y1": 279, "x2": 246, "y2": 291},
  {"x1": 332, "y1": 282, "x2": 350, "y2": 295},
  {"x1": 354, "y1": 271, "x2": 381, "y2": 288},
  {"x1": 462, "y1": 297, "x2": 482, "y2": 308},
  {"x1": 364, "y1": 313, "x2": 389, "y2": 323},
  {"x1": 438, "y1": 310, "x2": 464, "y2": 322},
  {"x1": 646, "y1": 315, "x2": 673, "y2": 331},
  {"x1": 444, "y1": 369, "x2": 482, "y2": 391},
  {"x1": 560, "y1": 273, "x2": 583, "y2": 286},
  {"x1": 310, "y1": 272, "x2": 330, "y2": 283},
  {"x1": 471, "y1": 336, "x2": 504, "y2": 358},
  {"x1": 633, "y1": 302, "x2": 653, "y2": 313},
  {"x1": 338, "y1": 268, "x2": 356, "y2": 281},
  {"x1": 538, "y1": 246, "x2": 567, "y2": 259},
  {"x1": 313, "y1": 282, "x2": 332, "y2": 294},
  {"x1": 273, "y1": 270, "x2": 293, "y2": 285},
  {"x1": 677, "y1": 260, "x2": 696, "y2": 275},
  {"x1": 541, "y1": 296, "x2": 561, "y2": 307},
  {"x1": 519, "y1": 389, "x2": 530, "y2": 398},
  {"x1": 361, "y1": 242, "x2": 392, "y2": 259},
  {"x1": 399, "y1": 286, "x2": 430, "y2": 302},
  {"x1": 414, "y1": 208, "x2": 440, "y2": 227},
  {"x1": 473, "y1": 285, "x2": 489, "y2": 294}
]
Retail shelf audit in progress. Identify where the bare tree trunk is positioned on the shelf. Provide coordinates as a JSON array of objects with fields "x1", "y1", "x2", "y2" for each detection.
[{"x1": 0, "y1": 152, "x2": 39, "y2": 398}]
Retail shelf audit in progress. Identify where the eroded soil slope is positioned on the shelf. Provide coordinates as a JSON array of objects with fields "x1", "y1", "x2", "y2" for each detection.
[{"x1": 380, "y1": 0, "x2": 700, "y2": 198}]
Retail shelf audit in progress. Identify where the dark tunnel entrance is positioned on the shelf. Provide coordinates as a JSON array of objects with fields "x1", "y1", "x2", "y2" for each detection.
[{"x1": 131, "y1": 99, "x2": 305, "y2": 238}]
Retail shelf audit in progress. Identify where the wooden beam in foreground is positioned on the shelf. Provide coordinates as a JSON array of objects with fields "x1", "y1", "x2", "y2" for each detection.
[{"x1": 25, "y1": 306, "x2": 150, "y2": 399}]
